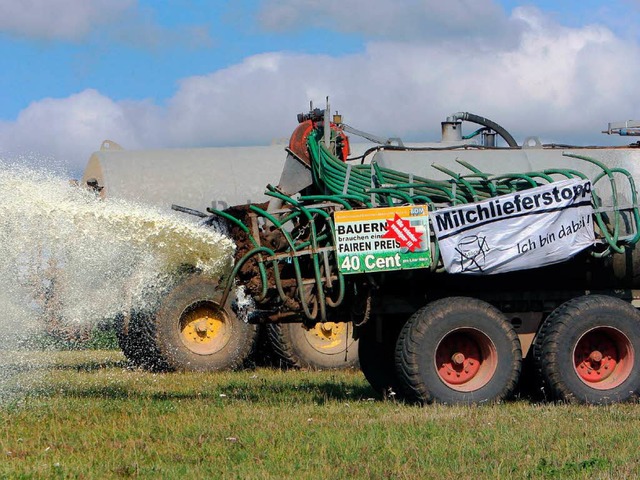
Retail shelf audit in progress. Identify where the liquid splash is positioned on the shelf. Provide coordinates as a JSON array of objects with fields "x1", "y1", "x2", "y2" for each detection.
[{"x1": 0, "y1": 161, "x2": 235, "y2": 400}]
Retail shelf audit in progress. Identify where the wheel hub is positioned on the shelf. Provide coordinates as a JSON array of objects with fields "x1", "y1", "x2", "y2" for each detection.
[
  {"x1": 589, "y1": 350, "x2": 603, "y2": 363},
  {"x1": 179, "y1": 303, "x2": 231, "y2": 355},
  {"x1": 305, "y1": 321, "x2": 349, "y2": 352},
  {"x1": 451, "y1": 352, "x2": 466, "y2": 366},
  {"x1": 194, "y1": 319, "x2": 210, "y2": 335},
  {"x1": 435, "y1": 328, "x2": 497, "y2": 392},
  {"x1": 320, "y1": 322, "x2": 337, "y2": 334},
  {"x1": 573, "y1": 327, "x2": 633, "y2": 389}
]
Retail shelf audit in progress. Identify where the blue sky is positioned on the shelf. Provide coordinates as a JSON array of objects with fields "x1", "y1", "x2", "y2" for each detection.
[{"x1": 1, "y1": 0, "x2": 640, "y2": 174}]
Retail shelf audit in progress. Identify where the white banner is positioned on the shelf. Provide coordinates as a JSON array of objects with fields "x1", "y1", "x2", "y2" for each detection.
[{"x1": 431, "y1": 179, "x2": 594, "y2": 274}]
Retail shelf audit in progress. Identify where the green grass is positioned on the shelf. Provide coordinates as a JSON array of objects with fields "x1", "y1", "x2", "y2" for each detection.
[
  {"x1": 22, "y1": 323, "x2": 119, "y2": 351},
  {"x1": 1, "y1": 351, "x2": 640, "y2": 479}
]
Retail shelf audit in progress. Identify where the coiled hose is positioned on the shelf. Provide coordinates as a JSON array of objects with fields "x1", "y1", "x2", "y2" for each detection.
[{"x1": 211, "y1": 128, "x2": 640, "y2": 321}]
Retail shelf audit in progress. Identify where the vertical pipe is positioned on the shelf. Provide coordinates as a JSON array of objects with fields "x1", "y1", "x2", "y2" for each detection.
[{"x1": 324, "y1": 96, "x2": 330, "y2": 149}]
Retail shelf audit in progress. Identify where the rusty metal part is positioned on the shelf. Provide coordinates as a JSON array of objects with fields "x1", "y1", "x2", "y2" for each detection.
[{"x1": 288, "y1": 120, "x2": 314, "y2": 166}]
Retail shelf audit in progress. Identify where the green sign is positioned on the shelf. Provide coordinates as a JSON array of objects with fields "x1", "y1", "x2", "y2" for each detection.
[{"x1": 334, "y1": 205, "x2": 431, "y2": 274}]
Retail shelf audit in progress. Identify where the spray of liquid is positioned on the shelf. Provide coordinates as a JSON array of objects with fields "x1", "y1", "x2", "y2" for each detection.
[{"x1": 0, "y1": 161, "x2": 236, "y2": 400}]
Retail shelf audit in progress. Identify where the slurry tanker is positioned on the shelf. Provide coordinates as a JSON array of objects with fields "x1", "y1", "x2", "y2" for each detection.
[{"x1": 96, "y1": 103, "x2": 640, "y2": 404}]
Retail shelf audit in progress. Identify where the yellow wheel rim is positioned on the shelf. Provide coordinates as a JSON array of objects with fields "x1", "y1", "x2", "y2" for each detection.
[
  {"x1": 179, "y1": 302, "x2": 231, "y2": 355},
  {"x1": 303, "y1": 322, "x2": 353, "y2": 354}
]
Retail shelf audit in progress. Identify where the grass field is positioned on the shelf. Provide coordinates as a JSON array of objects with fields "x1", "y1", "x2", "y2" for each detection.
[{"x1": 1, "y1": 351, "x2": 640, "y2": 479}]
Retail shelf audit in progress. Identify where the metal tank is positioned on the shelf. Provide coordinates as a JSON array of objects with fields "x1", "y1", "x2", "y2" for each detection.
[{"x1": 81, "y1": 140, "x2": 287, "y2": 214}]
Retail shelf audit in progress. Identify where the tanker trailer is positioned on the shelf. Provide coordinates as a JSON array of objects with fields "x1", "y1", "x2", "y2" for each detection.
[
  {"x1": 192, "y1": 104, "x2": 640, "y2": 405},
  {"x1": 81, "y1": 140, "x2": 359, "y2": 370}
]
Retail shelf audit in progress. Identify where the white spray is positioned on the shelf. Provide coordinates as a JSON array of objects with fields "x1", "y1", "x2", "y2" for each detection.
[{"x1": 0, "y1": 161, "x2": 236, "y2": 399}]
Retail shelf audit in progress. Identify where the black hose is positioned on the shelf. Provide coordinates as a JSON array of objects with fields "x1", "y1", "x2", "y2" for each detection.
[
  {"x1": 171, "y1": 204, "x2": 208, "y2": 218},
  {"x1": 451, "y1": 112, "x2": 518, "y2": 147}
]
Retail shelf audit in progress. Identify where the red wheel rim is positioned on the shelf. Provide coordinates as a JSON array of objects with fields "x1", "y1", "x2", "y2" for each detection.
[
  {"x1": 573, "y1": 327, "x2": 634, "y2": 390},
  {"x1": 434, "y1": 328, "x2": 498, "y2": 392}
]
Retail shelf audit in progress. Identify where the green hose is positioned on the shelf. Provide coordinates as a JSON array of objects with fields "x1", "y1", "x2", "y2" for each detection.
[{"x1": 209, "y1": 126, "x2": 640, "y2": 323}]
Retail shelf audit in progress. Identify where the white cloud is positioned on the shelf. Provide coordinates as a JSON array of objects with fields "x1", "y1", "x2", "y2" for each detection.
[
  {"x1": 0, "y1": 90, "x2": 163, "y2": 171},
  {"x1": 2, "y1": 7, "x2": 640, "y2": 173},
  {"x1": 104, "y1": 5, "x2": 214, "y2": 50},
  {"x1": 258, "y1": 0, "x2": 524, "y2": 47},
  {"x1": 0, "y1": 1, "x2": 212, "y2": 49},
  {"x1": 166, "y1": 7, "x2": 640, "y2": 146},
  {"x1": 165, "y1": 52, "x2": 334, "y2": 147},
  {"x1": 0, "y1": 0, "x2": 134, "y2": 41}
]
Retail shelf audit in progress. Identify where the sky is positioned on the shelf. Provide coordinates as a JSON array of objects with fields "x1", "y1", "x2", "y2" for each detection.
[{"x1": 1, "y1": 0, "x2": 640, "y2": 175}]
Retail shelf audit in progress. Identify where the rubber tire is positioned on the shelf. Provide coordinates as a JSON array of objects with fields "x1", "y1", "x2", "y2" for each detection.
[
  {"x1": 529, "y1": 311, "x2": 555, "y2": 401},
  {"x1": 396, "y1": 297, "x2": 522, "y2": 405},
  {"x1": 141, "y1": 274, "x2": 258, "y2": 372},
  {"x1": 116, "y1": 309, "x2": 166, "y2": 370},
  {"x1": 117, "y1": 274, "x2": 188, "y2": 371},
  {"x1": 358, "y1": 318, "x2": 406, "y2": 398},
  {"x1": 267, "y1": 322, "x2": 359, "y2": 369},
  {"x1": 536, "y1": 295, "x2": 640, "y2": 404},
  {"x1": 114, "y1": 312, "x2": 146, "y2": 366}
]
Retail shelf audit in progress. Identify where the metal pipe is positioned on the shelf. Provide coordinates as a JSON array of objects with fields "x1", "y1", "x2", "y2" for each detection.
[{"x1": 448, "y1": 112, "x2": 518, "y2": 147}]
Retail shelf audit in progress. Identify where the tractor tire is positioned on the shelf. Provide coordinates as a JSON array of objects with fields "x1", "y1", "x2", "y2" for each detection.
[
  {"x1": 358, "y1": 317, "x2": 406, "y2": 398},
  {"x1": 267, "y1": 321, "x2": 358, "y2": 369},
  {"x1": 536, "y1": 295, "x2": 640, "y2": 404},
  {"x1": 127, "y1": 273, "x2": 258, "y2": 372},
  {"x1": 114, "y1": 312, "x2": 148, "y2": 367},
  {"x1": 114, "y1": 313, "x2": 133, "y2": 359},
  {"x1": 117, "y1": 309, "x2": 166, "y2": 371},
  {"x1": 155, "y1": 274, "x2": 258, "y2": 371},
  {"x1": 529, "y1": 311, "x2": 555, "y2": 401},
  {"x1": 395, "y1": 297, "x2": 522, "y2": 405},
  {"x1": 116, "y1": 274, "x2": 188, "y2": 371}
]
